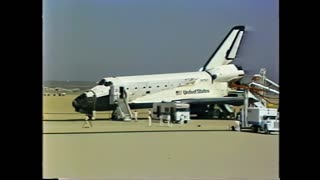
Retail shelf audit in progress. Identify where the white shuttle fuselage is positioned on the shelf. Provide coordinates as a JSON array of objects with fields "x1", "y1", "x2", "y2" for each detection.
[
  {"x1": 96, "y1": 72, "x2": 226, "y2": 103},
  {"x1": 72, "y1": 26, "x2": 246, "y2": 116}
]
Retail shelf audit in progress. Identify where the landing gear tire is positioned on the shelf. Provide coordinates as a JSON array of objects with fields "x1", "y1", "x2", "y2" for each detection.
[
  {"x1": 86, "y1": 113, "x2": 94, "y2": 120},
  {"x1": 111, "y1": 110, "x2": 117, "y2": 120},
  {"x1": 231, "y1": 125, "x2": 241, "y2": 131}
]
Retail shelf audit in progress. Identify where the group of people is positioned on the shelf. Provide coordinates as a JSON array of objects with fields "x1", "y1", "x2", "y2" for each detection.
[
  {"x1": 133, "y1": 109, "x2": 173, "y2": 127},
  {"x1": 82, "y1": 109, "x2": 175, "y2": 128},
  {"x1": 132, "y1": 110, "x2": 152, "y2": 126}
]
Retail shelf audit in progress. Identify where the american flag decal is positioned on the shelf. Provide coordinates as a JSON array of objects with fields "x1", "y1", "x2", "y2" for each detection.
[{"x1": 176, "y1": 91, "x2": 182, "y2": 95}]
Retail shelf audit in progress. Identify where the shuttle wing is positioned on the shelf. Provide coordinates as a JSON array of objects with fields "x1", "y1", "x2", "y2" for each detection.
[{"x1": 173, "y1": 97, "x2": 244, "y2": 106}]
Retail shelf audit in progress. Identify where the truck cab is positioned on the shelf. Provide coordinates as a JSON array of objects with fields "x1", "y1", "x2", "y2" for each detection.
[{"x1": 261, "y1": 115, "x2": 279, "y2": 134}]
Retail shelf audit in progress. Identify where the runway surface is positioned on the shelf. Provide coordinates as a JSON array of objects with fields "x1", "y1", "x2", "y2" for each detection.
[
  {"x1": 43, "y1": 121, "x2": 279, "y2": 179},
  {"x1": 43, "y1": 95, "x2": 279, "y2": 179}
]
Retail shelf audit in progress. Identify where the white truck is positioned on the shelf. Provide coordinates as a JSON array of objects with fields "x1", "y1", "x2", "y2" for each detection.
[
  {"x1": 245, "y1": 107, "x2": 279, "y2": 134},
  {"x1": 235, "y1": 68, "x2": 279, "y2": 134}
]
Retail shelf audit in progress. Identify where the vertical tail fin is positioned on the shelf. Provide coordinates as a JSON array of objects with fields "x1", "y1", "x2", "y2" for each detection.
[{"x1": 199, "y1": 26, "x2": 245, "y2": 71}]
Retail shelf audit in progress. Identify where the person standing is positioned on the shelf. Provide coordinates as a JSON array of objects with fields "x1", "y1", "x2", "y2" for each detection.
[
  {"x1": 180, "y1": 114, "x2": 185, "y2": 124},
  {"x1": 134, "y1": 110, "x2": 138, "y2": 122},
  {"x1": 83, "y1": 116, "x2": 92, "y2": 128},
  {"x1": 167, "y1": 114, "x2": 171, "y2": 127},
  {"x1": 148, "y1": 109, "x2": 152, "y2": 118},
  {"x1": 159, "y1": 114, "x2": 163, "y2": 126},
  {"x1": 148, "y1": 109, "x2": 152, "y2": 126}
]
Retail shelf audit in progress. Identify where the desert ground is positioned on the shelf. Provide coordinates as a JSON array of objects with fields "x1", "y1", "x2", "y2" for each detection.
[{"x1": 43, "y1": 94, "x2": 279, "y2": 179}]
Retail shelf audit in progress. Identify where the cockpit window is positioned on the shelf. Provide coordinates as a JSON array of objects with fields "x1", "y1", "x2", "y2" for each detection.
[
  {"x1": 104, "y1": 81, "x2": 112, "y2": 86},
  {"x1": 98, "y1": 79, "x2": 106, "y2": 85},
  {"x1": 98, "y1": 79, "x2": 113, "y2": 86}
]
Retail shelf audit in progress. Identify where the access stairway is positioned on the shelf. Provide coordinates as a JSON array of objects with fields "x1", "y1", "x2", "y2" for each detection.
[{"x1": 109, "y1": 85, "x2": 133, "y2": 121}]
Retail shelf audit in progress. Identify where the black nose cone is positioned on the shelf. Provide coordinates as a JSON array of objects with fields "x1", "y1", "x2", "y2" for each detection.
[
  {"x1": 72, "y1": 93, "x2": 96, "y2": 112},
  {"x1": 72, "y1": 93, "x2": 87, "y2": 112},
  {"x1": 72, "y1": 100, "x2": 79, "y2": 111}
]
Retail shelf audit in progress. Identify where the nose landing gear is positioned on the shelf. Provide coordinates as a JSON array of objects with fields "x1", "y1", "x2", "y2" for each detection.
[
  {"x1": 83, "y1": 111, "x2": 96, "y2": 128},
  {"x1": 86, "y1": 111, "x2": 96, "y2": 120}
]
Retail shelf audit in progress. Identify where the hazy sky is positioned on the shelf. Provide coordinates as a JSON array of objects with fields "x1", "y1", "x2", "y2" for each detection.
[{"x1": 43, "y1": 0, "x2": 278, "y2": 83}]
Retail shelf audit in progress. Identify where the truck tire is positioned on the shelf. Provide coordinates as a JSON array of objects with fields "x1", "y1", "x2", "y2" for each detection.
[
  {"x1": 236, "y1": 112, "x2": 241, "y2": 121},
  {"x1": 263, "y1": 125, "x2": 270, "y2": 134},
  {"x1": 252, "y1": 126, "x2": 258, "y2": 133}
]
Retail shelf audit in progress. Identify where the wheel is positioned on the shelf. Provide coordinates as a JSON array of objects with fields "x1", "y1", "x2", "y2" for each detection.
[
  {"x1": 252, "y1": 126, "x2": 258, "y2": 133},
  {"x1": 236, "y1": 112, "x2": 241, "y2": 120},
  {"x1": 111, "y1": 110, "x2": 117, "y2": 120},
  {"x1": 264, "y1": 125, "x2": 270, "y2": 134}
]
